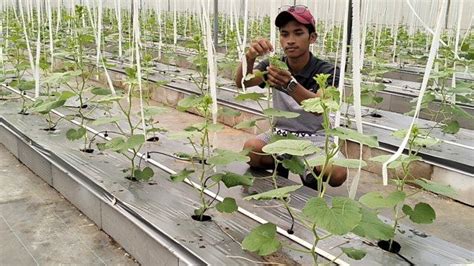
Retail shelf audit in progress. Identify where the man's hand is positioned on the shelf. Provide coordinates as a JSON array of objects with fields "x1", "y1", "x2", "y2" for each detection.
[
  {"x1": 246, "y1": 39, "x2": 274, "y2": 60},
  {"x1": 266, "y1": 66, "x2": 292, "y2": 90}
]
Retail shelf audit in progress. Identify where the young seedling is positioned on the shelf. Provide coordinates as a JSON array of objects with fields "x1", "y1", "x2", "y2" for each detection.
[
  {"x1": 170, "y1": 93, "x2": 254, "y2": 221},
  {"x1": 364, "y1": 125, "x2": 456, "y2": 254},
  {"x1": 90, "y1": 67, "x2": 160, "y2": 182}
]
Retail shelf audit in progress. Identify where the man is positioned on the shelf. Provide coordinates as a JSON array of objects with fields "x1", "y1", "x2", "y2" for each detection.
[{"x1": 235, "y1": 5, "x2": 347, "y2": 188}]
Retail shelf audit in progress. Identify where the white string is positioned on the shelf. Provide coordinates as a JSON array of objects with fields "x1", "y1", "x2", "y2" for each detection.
[
  {"x1": 17, "y1": 0, "x2": 36, "y2": 93},
  {"x1": 116, "y1": 0, "x2": 123, "y2": 58},
  {"x1": 200, "y1": 0, "x2": 218, "y2": 125},
  {"x1": 269, "y1": 0, "x2": 277, "y2": 50},
  {"x1": 132, "y1": 0, "x2": 147, "y2": 138},
  {"x1": 46, "y1": 0, "x2": 54, "y2": 71},
  {"x1": 33, "y1": 0, "x2": 41, "y2": 98},
  {"x1": 173, "y1": 0, "x2": 177, "y2": 46},
  {"x1": 55, "y1": 0, "x2": 61, "y2": 35},
  {"x1": 239, "y1": 0, "x2": 249, "y2": 92},
  {"x1": 452, "y1": 0, "x2": 464, "y2": 90},
  {"x1": 334, "y1": 0, "x2": 350, "y2": 135},
  {"x1": 382, "y1": 0, "x2": 448, "y2": 186},
  {"x1": 348, "y1": 0, "x2": 365, "y2": 200},
  {"x1": 405, "y1": 0, "x2": 450, "y2": 49}
]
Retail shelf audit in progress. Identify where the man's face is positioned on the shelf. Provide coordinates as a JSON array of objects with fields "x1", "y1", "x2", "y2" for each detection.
[{"x1": 279, "y1": 20, "x2": 316, "y2": 59}]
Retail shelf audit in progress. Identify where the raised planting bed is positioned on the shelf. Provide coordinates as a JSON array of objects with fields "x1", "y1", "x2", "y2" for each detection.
[{"x1": 0, "y1": 85, "x2": 473, "y2": 265}]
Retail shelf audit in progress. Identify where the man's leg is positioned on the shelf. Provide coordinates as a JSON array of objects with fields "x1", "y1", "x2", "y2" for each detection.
[{"x1": 243, "y1": 137, "x2": 274, "y2": 169}]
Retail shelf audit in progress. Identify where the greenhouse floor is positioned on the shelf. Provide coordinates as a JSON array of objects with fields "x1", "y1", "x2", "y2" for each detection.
[{"x1": 0, "y1": 144, "x2": 137, "y2": 265}]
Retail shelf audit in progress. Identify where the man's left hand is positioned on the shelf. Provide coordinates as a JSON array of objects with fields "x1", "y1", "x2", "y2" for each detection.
[{"x1": 266, "y1": 66, "x2": 292, "y2": 90}]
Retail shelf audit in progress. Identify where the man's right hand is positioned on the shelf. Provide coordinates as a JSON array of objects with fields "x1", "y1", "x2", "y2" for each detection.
[{"x1": 246, "y1": 39, "x2": 274, "y2": 60}]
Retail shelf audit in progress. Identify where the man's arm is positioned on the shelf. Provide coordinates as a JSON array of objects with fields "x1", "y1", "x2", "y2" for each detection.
[
  {"x1": 235, "y1": 39, "x2": 273, "y2": 89},
  {"x1": 266, "y1": 66, "x2": 322, "y2": 105}
]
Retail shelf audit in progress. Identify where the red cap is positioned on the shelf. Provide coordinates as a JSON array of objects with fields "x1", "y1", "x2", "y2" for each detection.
[{"x1": 275, "y1": 7, "x2": 316, "y2": 29}]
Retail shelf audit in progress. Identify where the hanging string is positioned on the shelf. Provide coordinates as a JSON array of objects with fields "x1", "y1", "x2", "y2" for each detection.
[
  {"x1": 46, "y1": 0, "x2": 54, "y2": 71},
  {"x1": 452, "y1": 0, "x2": 464, "y2": 91},
  {"x1": 348, "y1": 0, "x2": 365, "y2": 200},
  {"x1": 132, "y1": 0, "x2": 147, "y2": 138},
  {"x1": 334, "y1": 0, "x2": 350, "y2": 140},
  {"x1": 239, "y1": 0, "x2": 249, "y2": 92},
  {"x1": 382, "y1": 0, "x2": 448, "y2": 186}
]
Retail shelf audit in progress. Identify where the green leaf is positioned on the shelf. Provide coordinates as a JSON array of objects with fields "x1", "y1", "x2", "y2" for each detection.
[
  {"x1": 242, "y1": 223, "x2": 281, "y2": 256},
  {"x1": 91, "y1": 116, "x2": 122, "y2": 126},
  {"x1": 244, "y1": 70, "x2": 266, "y2": 81},
  {"x1": 244, "y1": 185, "x2": 303, "y2": 200},
  {"x1": 301, "y1": 97, "x2": 324, "y2": 113},
  {"x1": 330, "y1": 127, "x2": 379, "y2": 148},
  {"x1": 207, "y1": 149, "x2": 250, "y2": 165},
  {"x1": 218, "y1": 172, "x2": 254, "y2": 188},
  {"x1": 413, "y1": 136, "x2": 440, "y2": 147},
  {"x1": 402, "y1": 203, "x2": 436, "y2": 224},
  {"x1": 352, "y1": 208, "x2": 394, "y2": 240},
  {"x1": 359, "y1": 191, "x2": 406, "y2": 209},
  {"x1": 58, "y1": 91, "x2": 76, "y2": 101},
  {"x1": 262, "y1": 139, "x2": 320, "y2": 156},
  {"x1": 133, "y1": 167, "x2": 154, "y2": 181},
  {"x1": 303, "y1": 197, "x2": 362, "y2": 235},
  {"x1": 370, "y1": 154, "x2": 405, "y2": 169},
  {"x1": 282, "y1": 156, "x2": 305, "y2": 175},
  {"x1": 234, "y1": 118, "x2": 265, "y2": 129},
  {"x1": 409, "y1": 178, "x2": 456, "y2": 198},
  {"x1": 125, "y1": 134, "x2": 145, "y2": 149},
  {"x1": 234, "y1": 92, "x2": 266, "y2": 102},
  {"x1": 369, "y1": 154, "x2": 421, "y2": 169},
  {"x1": 66, "y1": 127, "x2": 87, "y2": 141},
  {"x1": 262, "y1": 108, "x2": 300, "y2": 118},
  {"x1": 142, "y1": 106, "x2": 169, "y2": 117},
  {"x1": 103, "y1": 137, "x2": 126, "y2": 151},
  {"x1": 207, "y1": 123, "x2": 225, "y2": 132},
  {"x1": 341, "y1": 247, "x2": 367, "y2": 260},
  {"x1": 441, "y1": 120, "x2": 460, "y2": 134},
  {"x1": 332, "y1": 158, "x2": 367, "y2": 168},
  {"x1": 170, "y1": 168, "x2": 194, "y2": 182},
  {"x1": 15, "y1": 80, "x2": 35, "y2": 91},
  {"x1": 216, "y1": 197, "x2": 238, "y2": 213},
  {"x1": 91, "y1": 87, "x2": 112, "y2": 95},
  {"x1": 218, "y1": 107, "x2": 241, "y2": 117},
  {"x1": 269, "y1": 55, "x2": 288, "y2": 70},
  {"x1": 32, "y1": 99, "x2": 66, "y2": 114},
  {"x1": 177, "y1": 95, "x2": 205, "y2": 111}
]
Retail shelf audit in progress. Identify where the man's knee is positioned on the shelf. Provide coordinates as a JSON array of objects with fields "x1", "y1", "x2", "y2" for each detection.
[
  {"x1": 243, "y1": 138, "x2": 266, "y2": 168},
  {"x1": 328, "y1": 167, "x2": 347, "y2": 187}
]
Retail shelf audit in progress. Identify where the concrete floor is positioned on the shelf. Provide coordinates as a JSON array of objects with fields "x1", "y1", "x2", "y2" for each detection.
[
  {"x1": 156, "y1": 103, "x2": 474, "y2": 251},
  {"x1": 0, "y1": 144, "x2": 137, "y2": 265}
]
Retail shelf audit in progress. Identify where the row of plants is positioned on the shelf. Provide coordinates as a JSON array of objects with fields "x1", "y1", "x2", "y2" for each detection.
[
  {"x1": 0, "y1": 4, "x2": 470, "y2": 265},
  {"x1": 3, "y1": 4, "x2": 472, "y2": 87}
]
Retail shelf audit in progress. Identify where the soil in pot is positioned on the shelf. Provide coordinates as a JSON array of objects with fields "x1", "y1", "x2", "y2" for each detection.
[
  {"x1": 80, "y1": 148, "x2": 95, "y2": 153},
  {"x1": 377, "y1": 240, "x2": 401, "y2": 253},
  {"x1": 191, "y1": 214, "x2": 212, "y2": 222},
  {"x1": 147, "y1": 136, "x2": 160, "y2": 142},
  {"x1": 370, "y1": 113, "x2": 383, "y2": 118}
]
